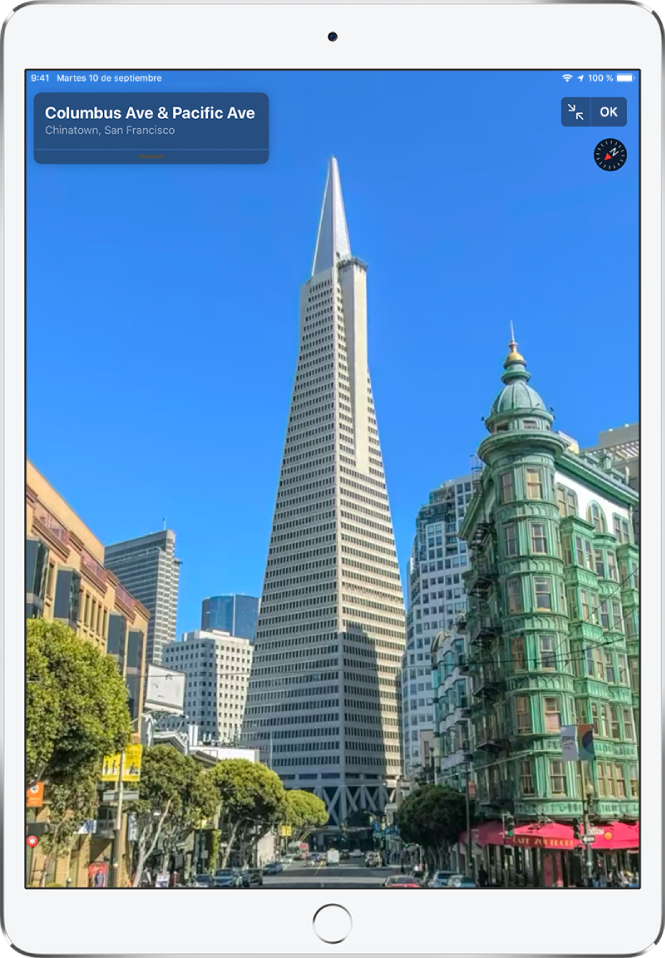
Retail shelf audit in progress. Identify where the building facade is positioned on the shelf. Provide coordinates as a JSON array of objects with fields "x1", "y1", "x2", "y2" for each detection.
[
  {"x1": 431, "y1": 624, "x2": 473, "y2": 792},
  {"x1": 163, "y1": 629, "x2": 253, "y2": 745},
  {"x1": 583, "y1": 424, "x2": 639, "y2": 545},
  {"x1": 402, "y1": 477, "x2": 473, "y2": 777},
  {"x1": 459, "y1": 338, "x2": 638, "y2": 867},
  {"x1": 105, "y1": 529, "x2": 180, "y2": 664},
  {"x1": 201, "y1": 593, "x2": 259, "y2": 641},
  {"x1": 243, "y1": 158, "x2": 406, "y2": 825},
  {"x1": 25, "y1": 461, "x2": 149, "y2": 887}
]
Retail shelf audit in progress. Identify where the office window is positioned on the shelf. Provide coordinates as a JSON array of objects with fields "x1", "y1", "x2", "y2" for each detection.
[
  {"x1": 539, "y1": 635, "x2": 556, "y2": 670},
  {"x1": 544, "y1": 697, "x2": 561, "y2": 732},
  {"x1": 516, "y1": 696, "x2": 531, "y2": 733},
  {"x1": 504, "y1": 522, "x2": 518, "y2": 557},
  {"x1": 531, "y1": 522, "x2": 547, "y2": 554},
  {"x1": 507, "y1": 577, "x2": 522, "y2": 614},
  {"x1": 550, "y1": 760, "x2": 567, "y2": 795},
  {"x1": 534, "y1": 578, "x2": 552, "y2": 611},
  {"x1": 500, "y1": 471, "x2": 514, "y2": 503},
  {"x1": 526, "y1": 468, "x2": 543, "y2": 500}
]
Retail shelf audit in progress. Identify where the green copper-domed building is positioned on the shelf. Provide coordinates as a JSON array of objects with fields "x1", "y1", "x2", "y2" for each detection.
[{"x1": 459, "y1": 332, "x2": 639, "y2": 886}]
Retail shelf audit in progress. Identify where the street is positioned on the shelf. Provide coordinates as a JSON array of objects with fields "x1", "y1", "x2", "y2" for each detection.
[{"x1": 260, "y1": 860, "x2": 398, "y2": 889}]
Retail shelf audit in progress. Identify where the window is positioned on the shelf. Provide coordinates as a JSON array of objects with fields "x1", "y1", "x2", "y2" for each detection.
[
  {"x1": 607, "y1": 551, "x2": 618, "y2": 581},
  {"x1": 588, "y1": 502, "x2": 606, "y2": 533},
  {"x1": 594, "y1": 648, "x2": 605, "y2": 680},
  {"x1": 591, "y1": 702, "x2": 600, "y2": 735},
  {"x1": 599, "y1": 600, "x2": 610, "y2": 629},
  {"x1": 584, "y1": 539, "x2": 594, "y2": 571},
  {"x1": 558, "y1": 580, "x2": 567, "y2": 615},
  {"x1": 539, "y1": 635, "x2": 556, "y2": 670},
  {"x1": 562, "y1": 534, "x2": 572, "y2": 565},
  {"x1": 589, "y1": 592, "x2": 599, "y2": 624},
  {"x1": 516, "y1": 696, "x2": 531, "y2": 732},
  {"x1": 615, "y1": 765, "x2": 626, "y2": 798},
  {"x1": 535, "y1": 578, "x2": 552, "y2": 611},
  {"x1": 601, "y1": 705, "x2": 610, "y2": 738},
  {"x1": 504, "y1": 522, "x2": 518, "y2": 557},
  {"x1": 629, "y1": 658, "x2": 639, "y2": 692},
  {"x1": 629, "y1": 764, "x2": 639, "y2": 798},
  {"x1": 531, "y1": 522, "x2": 547, "y2": 554},
  {"x1": 512, "y1": 636, "x2": 526, "y2": 671},
  {"x1": 556, "y1": 484, "x2": 578, "y2": 517},
  {"x1": 576, "y1": 537, "x2": 585, "y2": 567},
  {"x1": 610, "y1": 706, "x2": 621, "y2": 740},
  {"x1": 576, "y1": 699, "x2": 586, "y2": 725},
  {"x1": 604, "y1": 651, "x2": 615, "y2": 683},
  {"x1": 617, "y1": 653, "x2": 628, "y2": 685},
  {"x1": 523, "y1": 419, "x2": 538, "y2": 429},
  {"x1": 623, "y1": 708, "x2": 634, "y2": 741},
  {"x1": 612, "y1": 600, "x2": 623, "y2": 632},
  {"x1": 520, "y1": 759, "x2": 535, "y2": 796},
  {"x1": 581, "y1": 590, "x2": 590, "y2": 621},
  {"x1": 500, "y1": 471, "x2": 514, "y2": 503},
  {"x1": 550, "y1": 759, "x2": 567, "y2": 795},
  {"x1": 613, "y1": 515, "x2": 631, "y2": 544},
  {"x1": 597, "y1": 762, "x2": 606, "y2": 797},
  {"x1": 526, "y1": 468, "x2": 543, "y2": 500},
  {"x1": 507, "y1": 577, "x2": 522, "y2": 614},
  {"x1": 594, "y1": 549, "x2": 605, "y2": 578},
  {"x1": 544, "y1": 697, "x2": 561, "y2": 732}
]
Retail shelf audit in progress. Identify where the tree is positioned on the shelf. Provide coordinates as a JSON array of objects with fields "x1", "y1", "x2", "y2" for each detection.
[
  {"x1": 26, "y1": 619, "x2": 132, "y2": 787},
  {"x1": 397, "y1": 785, "x2": 468, "y2": 868},
  {"x1": 283, "y1": 790, "x2": 328, "y2": 842},
  {"x1": 207, "y1": 759, "x2": 285, "y2": 867},
  {"x1": 37, "y1": 770, "x2": 98, "y2": 886},
  {"x1": 127, "y1": 745, "x2": 217, "y2": 887}
]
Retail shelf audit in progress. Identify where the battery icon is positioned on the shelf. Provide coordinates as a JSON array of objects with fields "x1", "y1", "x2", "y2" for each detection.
[{"x1": 617, "y1": 74, "x2": 633, "y2": 82}]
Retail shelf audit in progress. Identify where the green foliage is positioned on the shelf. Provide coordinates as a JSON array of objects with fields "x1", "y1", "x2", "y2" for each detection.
[
  {"x1": 397, "y1": 784, "x2": 468, "y2": 854},
  {"x1": 283, "y1": 790, "x2": 328, "y2": 839},
  {"x1": 206, "y1": 759, "x2": 285, "y2": 866},
  {"x1": 127, "y1": 745, "x2": 217, "y2": 887},
  {"x1": 26, "y1": 619, "x2": 132, "y2": 786},
  {"x1": 209, "y1": 829, "x2": 221, "y2": 874}
]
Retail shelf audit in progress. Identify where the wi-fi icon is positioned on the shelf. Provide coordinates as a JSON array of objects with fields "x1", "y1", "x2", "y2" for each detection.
[{"x1": 562, "y1": 74, "x2": 573, "y2": 82}]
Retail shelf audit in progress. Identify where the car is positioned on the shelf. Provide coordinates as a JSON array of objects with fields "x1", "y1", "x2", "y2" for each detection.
[
  {"x1": 191, "y1": 874, "x2": 213, "y2": 888},
  {"x1": 446, "y1": 874, "x2": 477, "y2": 888},
  {"x1": 213, "y1": 869, "x2": 243, "y2": 888},
  {"x1": 427, "y1": 870, "x2": 459, "y2": 888},
  {"x1": 383, "y1": 874, "x2": 421, "y2": 888},
  {"x1": 309, "y1": 852, "x2": 322, "y2": 863},
  {"x1": 365, "y1": 852, "x2": 382, "y2": 868},
  {"x1": 241, "y1": 869, "x2": 263, "y2": 888},
  {"x1": 262, "y1": 861, "x2": 283, "y2": 875},
  {"x1": 281, "y1": 855, "x2": 294, "y2": 864},
  {"x1": 340, "y1": 850, "x2": 350, "y2": 861},
  {"x1": 349, "y1": 849, "x2": 363, "y2": 858}
]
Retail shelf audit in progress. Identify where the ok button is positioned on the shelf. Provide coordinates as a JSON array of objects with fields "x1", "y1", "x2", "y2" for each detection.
[
  {"x1": 591, "y1": 97, "x2": 627, "y2": 126},
  {"x1": 313, "y1": 904, "x2": 353, "y2": 944}
]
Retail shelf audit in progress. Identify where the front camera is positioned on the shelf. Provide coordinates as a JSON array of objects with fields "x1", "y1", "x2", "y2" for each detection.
[{"x1": 327, "y1": 31, "x2": 338, "y2": 42}]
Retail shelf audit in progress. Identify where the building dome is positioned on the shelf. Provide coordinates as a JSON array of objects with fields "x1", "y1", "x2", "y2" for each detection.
[{"x1": 485, "y1": 328, "x2": 552, "y2": 432}]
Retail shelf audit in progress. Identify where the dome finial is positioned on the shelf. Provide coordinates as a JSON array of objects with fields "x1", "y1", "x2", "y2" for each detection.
[{"x1": 504, "y1": 322, "x2": 525, "y2": 369}]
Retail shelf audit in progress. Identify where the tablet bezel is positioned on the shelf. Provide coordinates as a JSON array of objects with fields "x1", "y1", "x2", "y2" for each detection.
[{"x1": 2, "y1": 2, "x2": 662, "y2": 954}]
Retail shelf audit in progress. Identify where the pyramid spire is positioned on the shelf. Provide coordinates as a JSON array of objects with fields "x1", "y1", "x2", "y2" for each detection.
[{"x1": 311, "y1": 156, "x2": 351, "y2": 276}]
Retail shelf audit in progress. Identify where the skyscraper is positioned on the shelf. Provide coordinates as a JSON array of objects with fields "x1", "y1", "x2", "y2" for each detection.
[
  {"x1": 402, "y1": 475, "x2": 473, "y2": 777},
  {"x1": 201, "y1": 593, "x2": 259, "y2": 640},
  {"x1": 105, "y1": 530, "x2": 180, "y2": 664},
  {"x1": 582, "y1": 424, "x2": 640, "y2": 545},
  {"x1": 243, "y1": 158, "x2": 406, "y2": 825}
]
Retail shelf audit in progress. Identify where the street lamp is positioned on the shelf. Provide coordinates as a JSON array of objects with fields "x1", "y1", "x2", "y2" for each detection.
[{"x1": 582, "y1": 779, "x2": 595, "y2": 881}]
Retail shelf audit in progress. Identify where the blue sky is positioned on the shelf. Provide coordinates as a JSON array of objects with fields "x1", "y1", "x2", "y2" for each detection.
[{"x1": 27, "y1": 70, "x2": 639, "y2": 635}]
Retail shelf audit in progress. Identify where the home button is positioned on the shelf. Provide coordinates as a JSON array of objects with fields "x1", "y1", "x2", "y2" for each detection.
[{"x1": 313, "y1": 904, "x2": 352, "y2": 944}]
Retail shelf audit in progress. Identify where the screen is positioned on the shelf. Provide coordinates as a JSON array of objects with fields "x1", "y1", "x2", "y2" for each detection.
[{"x1": 25, "y1": 68, "x2": 639, "y2": 891}]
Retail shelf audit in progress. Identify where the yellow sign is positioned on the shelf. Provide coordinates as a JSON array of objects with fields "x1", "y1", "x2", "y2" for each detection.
[
  {"x1": 122, "y1": 744, "x2": 142, "y2": 783},
  {"x1": 101, "y1": 745, "x2": 142, "y2": 783},
  {"x1": 101, "y1": 753, "x2": 121, "y2": 782},
  {"x1": 279, "y1": 825, "x2": 292, "y2": 837}
]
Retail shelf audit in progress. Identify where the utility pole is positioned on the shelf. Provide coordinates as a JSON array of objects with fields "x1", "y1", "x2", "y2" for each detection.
[
  {"x1": 580, "y1": 761, "x2": 594, "y2": 881},
  {"x1": 464, "y1": 766, "x2": 472, "y2": 879}
]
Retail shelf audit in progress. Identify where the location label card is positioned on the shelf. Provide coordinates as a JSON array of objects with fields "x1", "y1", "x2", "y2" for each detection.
[{"x1": 34, "y1": 93, "x2": 269, "y2": 164}]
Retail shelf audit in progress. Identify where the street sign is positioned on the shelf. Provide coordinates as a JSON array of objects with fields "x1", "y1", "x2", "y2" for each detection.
[
  {"x1": 26, "y1": 782, "x2": 44, "y2": 807},
  {"x1": 101, "y1": 745, "x2": 143, "y2": 783},
  {"x1": 581, "y1": 835, "x2": 596, "y2": 844},
  {"x1": 103, "y1": 790, "x2": 139, "y2": 803}
]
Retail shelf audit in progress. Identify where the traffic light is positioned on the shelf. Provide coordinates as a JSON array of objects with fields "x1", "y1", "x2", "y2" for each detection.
[
  {"x1": 504, "y1": 814, "x2": 515, "y2": 838},
  {"x1": 572, "y1": 818, "x2": 581, "y2": 839}
]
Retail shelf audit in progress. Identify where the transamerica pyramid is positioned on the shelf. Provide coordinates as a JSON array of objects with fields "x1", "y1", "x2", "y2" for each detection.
[{"x1": 243, "y1": 158, "x2": 406, "y2": 826}]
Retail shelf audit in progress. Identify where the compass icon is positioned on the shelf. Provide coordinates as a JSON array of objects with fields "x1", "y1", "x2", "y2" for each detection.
[{"x1": 594, "y1": 138, "x2": 627, "y2": 172}]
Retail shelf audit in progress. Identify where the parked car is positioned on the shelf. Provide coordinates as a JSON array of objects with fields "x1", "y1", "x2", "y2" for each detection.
[
  {"x1": 262, "y1": 861, "x2": 284, "y2": 875},
  {"x1": 213, "y1": 869, "x2": 243, "y2": 888},
  {"x1": 446, "y1": 874, "x2": 477, "y2": 888},
  {"x1": 309, "y1": 852, "x2": 322, "y2": 863},
  {"x1": 349, "y1": 849, "x2": 363, "y2": 858},
  {"x1": 383, "y1": 874, "x2": 421, "y2": 888},
  {"x1": 340, "y1": 850, "x2": 350, "y2": 861},
  {"x1": 241, "y1": 869, "x2": 264, "y2": 888},
  {"x1": 191, "y1": 874, "x2": 213, "y2": 888},
  {"x1": 365, "y1": 851, "x2": 382, "y2": 868},
  {"x1": 428, "y1": 870, "x2": 459, "y2": 888}
]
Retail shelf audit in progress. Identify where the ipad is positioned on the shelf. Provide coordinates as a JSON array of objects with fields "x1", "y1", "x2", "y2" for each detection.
[{"x1": 2, "y1": 1, "x2": 662, "y2": 955}]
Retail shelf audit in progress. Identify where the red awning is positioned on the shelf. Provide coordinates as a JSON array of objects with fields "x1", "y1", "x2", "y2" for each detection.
[{"x1": 459, "y1": 820, "x2": 639, "y2": 851}]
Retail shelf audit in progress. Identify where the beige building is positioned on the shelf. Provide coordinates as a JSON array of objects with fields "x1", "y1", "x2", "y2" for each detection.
[{"x1": 26, "y1": 460, "x2": 150, "y2": 887}]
